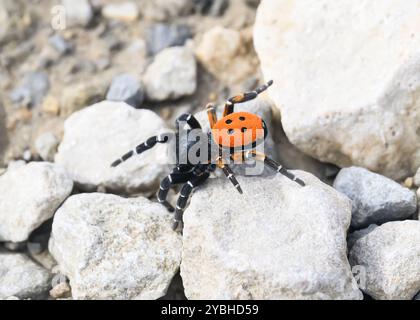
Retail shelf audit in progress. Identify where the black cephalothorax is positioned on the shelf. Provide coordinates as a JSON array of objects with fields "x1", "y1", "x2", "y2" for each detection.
[{"x1": 111, "y1": 81, "x2": 305, "y2": 231}]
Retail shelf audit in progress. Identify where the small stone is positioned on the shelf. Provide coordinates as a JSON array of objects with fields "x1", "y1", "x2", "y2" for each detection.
[
  {"x1": 49, "y1": 282, "x2": 71, "y2": 299},
  {"x1": 95, "y1": 57, "x2": 110, "y2": 71},
  {"x1": 48, "y1": 34, "x2": 74, "y2": 55},
  {"x1": 62, "y1": 0, "x2": 93, "y2": 28},
  {"x1": 0, "y1": 162, "x2": 73, "y2": 242},
  {"x1": 102, "y1": 2, "x2": 139, "y2": 22},
  {"x1": 349, "y1": 221, "x2": 420, "y2": 300},
  {"x1": 0, "y1": 253, "x2": 52, "y2": 299},
  {"x1": 35, "y1": 132, "x2": 59, "y2": 161},
  {"x1": 22, "y1": 149, "x2": 31, "y2": 161},
  {"x1": 144, "y1": 46, "x2": 197, "y2": 102},
  {"x1": 333, "y1": 167, "x2": 417, "y2": 229},
  {"x1": 404, "y1": 177, "x2": 414, "y2": 189},
  {"x1": 41, "y1": 95, "x2": 60, "y2": 115},
  {"x1": 193, "y1": 0, "x2": 229, "y2": 16},
  {"x1": 49, "y1": 193, "x2": 182, "y2": 299},
  {"x1": 55, "y1": 101, "x2": 170, "y2": 194},
  {"x1": 106, "y1": 73, "x2": 144, "y2": 108},
  {"x1": 0, "y1": 0, "x2": 30, "y2": 44},
  {"x1": 181, "y1": 172, "x2": 362, "y2": 299},
  {"x1": 146, "y1": 23, "x2": 192, "y2": 55},
  {"x1": 10, "y1": 72, "x2": 50, "y2": 108},
  {"x1": 60, "y1": 77, "x2": 110, "y2": 116},
  {"x1": 143, "y1": 0, "x2": 194, "y2": 22},
  {"x1": 195, "y1": 26, "x2": 254, "y2": 84}
]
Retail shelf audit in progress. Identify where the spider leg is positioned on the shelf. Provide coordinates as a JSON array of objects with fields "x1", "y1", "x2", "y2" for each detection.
[
  {"x1": 245, "y1": 151, "x2": 305, "y2": 187},
  {"x1": 217, "y1": 159, "x2": 243, "y2": 194},
  {"x1": 157, "y1": 168, "x2": 194, "y2": 212},
  {"x1": 206, "y1": 103, "x2": 218, "y2": 129},
  {"x1": 173, "y1": 171, "x2": 210, "y2": 232},
  {"x1": 176, "y1": 113, "x2": 202, "y2": 129},
  {"x1": 223, "y1": 80, "x2": 273, "y2": 117},
  {"x1": 111, "y1": 133, "x2": 172, "y2": 167}
]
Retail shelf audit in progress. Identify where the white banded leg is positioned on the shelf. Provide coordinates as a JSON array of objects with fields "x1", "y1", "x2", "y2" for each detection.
[
  {"x1": 176, "y1": 113, "x2": 202, "y2": 129},
  {"x1": 157, "y1": 170, "x2": 194, "y2": 212},
  {"x1": 220, "y1": 164, "x2": 243, "y2": 194},
  {"x1": 173, "y1": 172, "x2": 210, "y2": 232},
  {"x1": 245, "y1": 151, "x2": 305, "y2": 187},
  {"x1": 111, "y1": 133, "x2": 171, "y2": 167},
  {"x1": 223, "y1": 80, "x2": 274, "y2": 116}
]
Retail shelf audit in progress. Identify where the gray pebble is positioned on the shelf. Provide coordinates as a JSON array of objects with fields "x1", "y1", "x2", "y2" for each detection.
[
  {"x1": 10, "y1": 72, "x2": 50, "y2": 108},
  {"x1": 334, "y1": 167, "x2": 417, "y2": 229},
  {"x1": 35, "y1": 132, "x2": 59, "y2": 161},
  {"x1": 106, "y1": 73, "x2": 144, "y2": 108},
  {"x1": 48, "y1": 34, "x2": 74, "y2": 55},
  {"x1": 62, "y1": 0, "x2": 93, "y2": 28},
  {"x1": 147, "y1": 23, "x2": 192, "y2": 56}
]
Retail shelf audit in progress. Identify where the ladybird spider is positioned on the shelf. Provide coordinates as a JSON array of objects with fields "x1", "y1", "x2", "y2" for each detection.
[{"x1": 111, "y1": 80, "x2": 305, "y2": 231}]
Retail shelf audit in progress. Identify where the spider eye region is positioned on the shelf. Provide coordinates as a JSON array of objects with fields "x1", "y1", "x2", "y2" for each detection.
[{"x1": 211, "y1": 112, "x2": 266, "y2": 148}]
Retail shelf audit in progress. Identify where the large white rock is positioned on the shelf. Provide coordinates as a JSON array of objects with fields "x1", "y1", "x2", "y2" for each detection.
[
  {"x1": 181, "y1": 172, "x2": 362, "y2": 300},
  {"x1": 0, "y1": 162, "x2": 73, "y2": 242},
  {"x1": 49, "y1": 193, "x2": 182, "y2": 300},
  {"x1": 143, "y1": 46, "x2": 197, "y2": 102},
  {"x1": 0, "y1": 253, "x2": 52, "y2": 299},
  {"x1": 55, "y1": 101, "x2": 170, "y2": 194},
  {"x1": 254, "y1": 0, "x2": 420, "y2": 180},
  {"x1": 349, "y1": 221, "x2": 420, "y2": 300}
]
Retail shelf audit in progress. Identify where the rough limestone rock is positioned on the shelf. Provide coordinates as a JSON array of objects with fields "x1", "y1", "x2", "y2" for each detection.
[
  {"x1": 0, "y1": 253, "x2": 52, "y2": 299},
  {"x1": 334, "y1": 167, "x2": 417, "y2": 229},
  {"x1": 181, "y1": 172, "x2": 362, "y2": 300},
  {"x1": 49, "y1": 193, "x2": 182, "y2": 300},
  {"x1": 0, "y1": 162, "x2": 73, "y2": 242},
  {"x1": 55, "y1": 101, "x2": 170, "y2": 194},
  {"x1": 349, "y1": 221, "x2": 420, "y2": 300},
  {"x1": 254, "y1": 0, "x2": 420, "y2": 180},
  {"x1": 143, "y1": 46, "x2": 197, "y2": 102}
]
